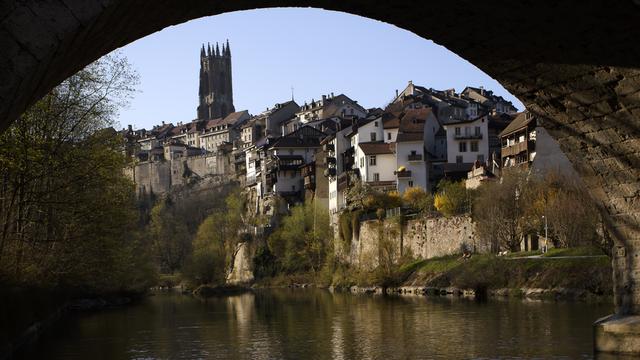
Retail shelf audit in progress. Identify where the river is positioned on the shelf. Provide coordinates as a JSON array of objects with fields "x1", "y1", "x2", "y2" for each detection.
[{"x1": 17, "y1": 289, "x2": 616, "y2": 359}]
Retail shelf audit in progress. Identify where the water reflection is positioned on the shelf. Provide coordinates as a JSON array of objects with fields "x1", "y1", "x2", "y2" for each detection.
[{"x1": 19, "y1": 289, "x2": 616, "y2": 359}]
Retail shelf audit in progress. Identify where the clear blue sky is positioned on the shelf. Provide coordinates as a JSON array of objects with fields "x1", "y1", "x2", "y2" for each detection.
[{"x1": 115, "y1": 8, "x2": 523, "y2": 130}]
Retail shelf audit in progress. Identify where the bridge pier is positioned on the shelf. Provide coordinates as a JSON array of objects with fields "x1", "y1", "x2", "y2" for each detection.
[
  {"x1": 595, "y1": 315, "x2": 640, "y2": 354},
  {"x1": 594, "y1": 219, "x2": 640, "y2": 355}
]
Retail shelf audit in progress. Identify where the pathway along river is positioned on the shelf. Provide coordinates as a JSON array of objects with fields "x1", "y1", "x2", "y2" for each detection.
[{"x1": 17, "y1": 289, "x2": 618, "y2": 359}]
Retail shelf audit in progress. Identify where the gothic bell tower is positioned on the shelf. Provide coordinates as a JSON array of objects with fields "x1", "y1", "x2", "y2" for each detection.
[{"x1": 197, "y1": 40, "x2": 235, "y2": 120}]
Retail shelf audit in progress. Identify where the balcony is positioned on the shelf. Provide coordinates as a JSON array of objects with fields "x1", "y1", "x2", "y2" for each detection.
[
  {"x1": 501, "y1": 140, "x2": 533, "y2": 157},
  {"x1": 454, "y1": 133, "x2": 483, "y2": 140},
  {"x1": 407, "y1": 153, "x2": 423, "y2": 162},
  {"x1": 326, "y1": 156, "x2": 336, "y2": 165},
  {"x1": 394, "y1": 170, "x2": 412, "y2": 179}
]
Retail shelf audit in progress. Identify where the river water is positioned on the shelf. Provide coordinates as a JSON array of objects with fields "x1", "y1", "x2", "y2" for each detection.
[{"x1": 18, "y1": 289, "x2": 616, "y2": 359}]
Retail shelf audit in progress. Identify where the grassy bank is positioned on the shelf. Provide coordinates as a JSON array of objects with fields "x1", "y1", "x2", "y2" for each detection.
[
  {"x1": 404, "y1": 250, "x2": 611, "y2": 297},
  {"x1": 252, "y1": 246, "x2": 612, "y2": 299}
]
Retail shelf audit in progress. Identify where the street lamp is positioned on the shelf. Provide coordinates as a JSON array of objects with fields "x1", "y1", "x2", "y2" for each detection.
[{"x1": 541, "y1": 215, "x2": 548, "y2": 253}]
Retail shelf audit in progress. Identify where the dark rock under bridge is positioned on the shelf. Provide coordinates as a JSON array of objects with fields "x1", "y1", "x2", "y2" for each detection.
[{"x1": 0, "y1": 0, "x2": 639, "y2": 353}]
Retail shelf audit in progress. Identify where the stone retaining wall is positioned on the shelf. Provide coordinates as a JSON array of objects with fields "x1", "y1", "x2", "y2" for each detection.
[{"x1": 347, "y1": 215, "x2": 487, "y2": 270}]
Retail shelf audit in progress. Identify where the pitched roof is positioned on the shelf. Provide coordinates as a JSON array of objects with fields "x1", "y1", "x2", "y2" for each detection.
[
  {"x1": 383, "y1": 113, "x2": 400, "y2": 129},
  {"x1": 399, "y1": 107, "x2": 431, "y2": 133},
  {"x1": 269, "y1": 125, "x2": 325, "y2": 148},
  {"x1": 499, "y1": 112, "x2": 534, "y2": 137},
  {"x1": 396, "y1": 132, "x2": 423, "y2": 142},
  {"x1": 358, "y1": 141, "x2": 395, "y2": 155}
]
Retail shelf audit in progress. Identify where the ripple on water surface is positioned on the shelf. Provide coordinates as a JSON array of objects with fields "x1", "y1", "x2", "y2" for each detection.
[{"x1": 17, "y1": 289, "x2": 613, "y2": 359}]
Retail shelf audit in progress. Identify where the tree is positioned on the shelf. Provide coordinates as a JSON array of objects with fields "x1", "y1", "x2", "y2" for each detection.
[
  {"x1": 473, "y1": 169, "x2": 528, "y2": 252},
  {"x1": 344, "y1": 173, "x2": 375, "y2": 210},
  {"x1": 434, "y1": 180, "x2": 469, "y2": 217},
  {"x1": 402, "y1": 186, "x2": 434, "y2": 213},
  {"x1": 0, "y1": 52, "x2": 155, "y2": 292},
  {"x1": 267, "y1": 200, "x2": 331, "y2": 274},
  {"x1": 183, "y1": 213, "x2": 227, "y2": 285}
]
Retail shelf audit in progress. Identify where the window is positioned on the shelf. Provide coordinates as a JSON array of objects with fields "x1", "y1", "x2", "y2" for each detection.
[
  {"x1": 369, "y1": 155, "x2": 377, "y2": 166},
  {"x1": 374, "y1": 121, "x2": 378, "y2": 127},
  {"x1": 470, "y1": 141, "x2": 478, "y2": 152},
  {"x1": 459, "y1": 142, "x2": 467, "y2": 152},
  {"x1": 477, "y1": 154, "x2": 485, "y2": 163},
  {"x1": 475, "y1": 126, "x2": 481, "y2": 136},
  {"x1": 371, "y1": 132, "x2": 377, "y2": 141},
  {"x1": 360, "y1": 157, "x2": 364, "y2": 167},
  {"x1": 408, "y1": 180, "x2": 414, "y2": 187},
  {"x1": 456, "y1": 155, "x2": 463, "y2": 164},
  {"x1": 455, "y1": 127, "x2": 461, "y2": 136},
  {"x1": 387, "y1": 132, "x2": 391, "y2": 140},
  {"x1": 373, "y1": 173, "x2": 380, "y2": 182}
]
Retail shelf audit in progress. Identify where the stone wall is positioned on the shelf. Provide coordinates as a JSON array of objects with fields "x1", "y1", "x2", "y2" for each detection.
[
  {"x1": 129, "y1": 153, "x2": 230, "y2": 195},
  {"x1": 348, "y1": 215, "x2": 485, "y2": 270}
]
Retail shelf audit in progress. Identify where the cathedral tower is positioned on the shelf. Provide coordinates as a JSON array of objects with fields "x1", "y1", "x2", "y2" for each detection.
[{"x1": 197, "y1": 40, "x2": 235, "y2": 120}]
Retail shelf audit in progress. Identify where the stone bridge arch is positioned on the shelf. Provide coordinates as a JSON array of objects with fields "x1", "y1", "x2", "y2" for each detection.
[{"x1": 1, "y1": 0, "x2": 640, "y2": 351}]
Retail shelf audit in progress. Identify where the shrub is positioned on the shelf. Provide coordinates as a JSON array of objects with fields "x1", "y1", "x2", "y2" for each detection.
[
  {"x1": 434, "y1": 180, "x2": 469, "y2": 217},
  {"x1": 402, "y1": 186, "x2": 433, "y2": 213}
]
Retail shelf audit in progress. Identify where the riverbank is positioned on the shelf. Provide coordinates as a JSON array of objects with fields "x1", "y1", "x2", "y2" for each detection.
[{"x1": 254, "y1": 248, "x2": 612, "y2": 302}]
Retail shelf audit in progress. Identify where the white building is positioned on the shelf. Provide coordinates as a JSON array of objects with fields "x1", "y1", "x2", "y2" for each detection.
[
  {"x1": 199, "y1": 110, "x2": 250, "y2": 153},
  {"x1": 443, "y1": 114, "x2": 489, "y2": 167},
  {"x1": 284, "y1": 93, "x2": 367, "y2": 135}
]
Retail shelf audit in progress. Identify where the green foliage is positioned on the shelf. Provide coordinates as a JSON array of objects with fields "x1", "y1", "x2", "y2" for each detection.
[
  {"x1": 267, "y1": 200, "x2": 331, "y2": 274},
  {"x1": 253, "y1": 245, "x2": 278, "y2": 279},
  {"x1": 181, "y1": 189, "x2": 246, "y2": 286},
  {"x1": 0, "y1": 53, "x2": 157, "y2": 294},
  {"x1": 402, "y1": 187, "x2": 434, "y2": 213},
  {"x1": 182, "y1": 214, "x2": 226, "y2": 286},
  {"x1": 364, "y1": 191, "x2": 402, "y2": 211},
  {"x1": 410, "y1": 253, "x2": 611, "y2": 295},
  {"x1": 148, "y1": 199, "x2": 191, "y2": 273},
  {"x1": 434, "y1": 180, "x2": 470, "y2": 217}
]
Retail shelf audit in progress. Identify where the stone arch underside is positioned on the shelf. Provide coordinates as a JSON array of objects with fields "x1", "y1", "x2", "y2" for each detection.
[{"x1": 1, "y1": 1, "x2": 639, "y2": 315}]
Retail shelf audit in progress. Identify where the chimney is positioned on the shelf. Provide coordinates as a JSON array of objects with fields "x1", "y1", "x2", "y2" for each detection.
[
  {"x1": 322, "y1": 95, "x2": 326, "y2": 102},
  {"x1": 395, "y1": 89, "x2": 399, "y2": 97},
  {"x1": 128, "y1": 124, "x2": 132, "y2": 132}
]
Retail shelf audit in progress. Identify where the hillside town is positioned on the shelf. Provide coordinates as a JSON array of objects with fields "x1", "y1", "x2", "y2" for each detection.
[{"x1": 122, "y1": 42, "x2": 574, "y2": 232}]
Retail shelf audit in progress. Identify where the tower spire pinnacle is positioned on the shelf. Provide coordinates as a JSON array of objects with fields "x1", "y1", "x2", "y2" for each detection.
[
  {"x1": 200, "y1": 44, "x2": 205, "y2": 57},
  {"x1": 215, "y1": 42, "x2": 220, "y2": 56},
  {"x1": 225, "y1": 39, "x2": 231, "y2": 56},
  {"x1": 207, "y1": 42, "x2": 211, "y2": 56}
]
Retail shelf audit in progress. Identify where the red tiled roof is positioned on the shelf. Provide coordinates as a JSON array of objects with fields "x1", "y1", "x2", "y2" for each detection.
[{"x1": 358, "y1": 141, "x2": 395, "y2": 155}]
